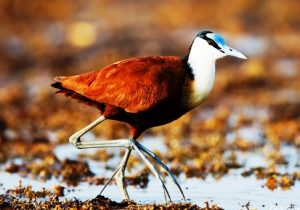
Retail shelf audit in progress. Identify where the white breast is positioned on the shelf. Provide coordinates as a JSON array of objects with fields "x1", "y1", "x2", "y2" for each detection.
[
  {"x1": 187, "y1": 37, "x2": 217, "y2": 108},
  {"x1": 190, "y1": 65, "x2": 215, "y2": 105}
]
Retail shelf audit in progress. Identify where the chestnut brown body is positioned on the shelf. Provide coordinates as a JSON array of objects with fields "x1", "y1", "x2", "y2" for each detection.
[{"x1": 52, "y1": 56, "x2": 194, "y2": 138}]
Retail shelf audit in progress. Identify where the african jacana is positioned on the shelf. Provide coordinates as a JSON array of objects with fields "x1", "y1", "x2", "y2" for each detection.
[{"x1": 51, "y1": 30, "x2": 246, "y2": 201}]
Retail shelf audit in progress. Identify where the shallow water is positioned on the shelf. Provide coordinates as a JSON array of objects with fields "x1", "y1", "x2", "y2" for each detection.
[
  {"x1": 1, "y1": 135, "x2": 300, "y2": 209},
  {"x1": 1, "y1": 170, "x2": 299, "y2": 209}
]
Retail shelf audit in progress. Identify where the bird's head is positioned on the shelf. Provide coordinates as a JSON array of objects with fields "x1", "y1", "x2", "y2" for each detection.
[{"x1": 190, "y1": 31, "x2": 247, "y2": 61}]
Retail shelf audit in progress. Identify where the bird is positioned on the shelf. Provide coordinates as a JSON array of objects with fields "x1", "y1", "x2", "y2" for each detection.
[{"x1": 51, "y1": 30, "x2": 246, "y2": 202}]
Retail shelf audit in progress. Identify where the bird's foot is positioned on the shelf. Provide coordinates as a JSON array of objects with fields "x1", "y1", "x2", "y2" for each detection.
[
  {"x1": 99, "y1": 139, "x2": 185, "y2": 203},
  {"x1": 131, "y1": 140, "x2": 171, "y2": 202},
  {"x1": 133, "y1": 140, "x2": 186, "y2": 201}
]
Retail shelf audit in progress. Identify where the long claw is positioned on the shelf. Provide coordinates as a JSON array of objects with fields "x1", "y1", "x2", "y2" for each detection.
[
  {"x1": 132, "y1": 143, "x2": 172, "y2": 202},
  {"x1": 135, "y1": 141, "x2": 186, "y2": 201}
]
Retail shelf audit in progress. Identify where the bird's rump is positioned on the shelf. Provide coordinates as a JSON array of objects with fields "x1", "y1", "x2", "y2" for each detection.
[{"x1": 52, "y1": 56, "x2": 186, "y2": 113}]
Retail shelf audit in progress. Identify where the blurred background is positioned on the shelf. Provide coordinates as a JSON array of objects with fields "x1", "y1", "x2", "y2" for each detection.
[
  {"x1": 0, "y1": 0, "x2": 300, "y2": 192},
  {"x1": 0, "y1": 0, "x2": 299, "y2": 142}
]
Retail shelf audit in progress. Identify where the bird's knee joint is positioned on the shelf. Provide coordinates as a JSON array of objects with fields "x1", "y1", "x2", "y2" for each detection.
[
  {"x1": 127, "y1": 139, "x2": 135, "y2": 149},
  {"x1": 69, "y1": 136, "x2": 79, "y2": 148}
]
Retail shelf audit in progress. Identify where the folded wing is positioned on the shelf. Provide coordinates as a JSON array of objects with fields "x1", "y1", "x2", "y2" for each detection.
[{"x1": 54, "y1": 56, "x2": 186, "y2": 113}]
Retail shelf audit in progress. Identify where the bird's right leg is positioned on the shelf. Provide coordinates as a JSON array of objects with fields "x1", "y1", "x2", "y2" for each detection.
[{"x1": 69, "y1": 115, "x2": 131, "y2": 149}]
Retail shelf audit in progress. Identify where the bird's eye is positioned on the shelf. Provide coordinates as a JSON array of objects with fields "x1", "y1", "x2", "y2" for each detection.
[
  {"x1": 207, "y1": 39, "x2": 222, "y2": 51},
  {"x1": 208, "y1": 40, "x2": 215, "y2": 45}
]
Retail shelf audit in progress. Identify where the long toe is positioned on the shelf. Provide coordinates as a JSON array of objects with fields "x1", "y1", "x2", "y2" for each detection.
[
  {"x1": 132, "y1": 142, "x2": 172, "y2": 202},
  {"x1": 134, "y1": 140, "x2": 186, "y2": 201}
]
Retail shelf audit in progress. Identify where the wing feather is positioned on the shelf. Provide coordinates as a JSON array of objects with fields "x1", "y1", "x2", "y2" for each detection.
[{"x1": 57, "y1": 56, "x2": 186, "y2": 113}]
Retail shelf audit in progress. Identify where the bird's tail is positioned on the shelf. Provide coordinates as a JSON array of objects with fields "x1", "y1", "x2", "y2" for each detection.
[
  {"x1": 51, "y1": 76, "x2": 68, "y2": 93},
  {"x1": 50, "y1": 75, "x2": 103, "y2": 111}
]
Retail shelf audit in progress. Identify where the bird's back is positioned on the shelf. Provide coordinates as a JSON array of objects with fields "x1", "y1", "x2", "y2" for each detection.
[{"x1": 52, "y1": 56, "x2": 189, "y2": 114}]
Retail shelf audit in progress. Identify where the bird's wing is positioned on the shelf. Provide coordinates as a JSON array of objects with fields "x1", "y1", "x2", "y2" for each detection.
[{"x1": 56, "y1": 56, "x2": 187, "y2": 113}]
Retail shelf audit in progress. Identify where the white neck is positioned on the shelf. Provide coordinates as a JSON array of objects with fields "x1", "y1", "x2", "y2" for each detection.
[{"x1": 187, "y1": 37, "x2": 218, "y2": 107}]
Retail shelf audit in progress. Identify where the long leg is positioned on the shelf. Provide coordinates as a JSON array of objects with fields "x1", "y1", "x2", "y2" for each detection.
[
  {"x1": 68, "y1": 116, "x2": 134, "y2": 200},
  {"x1": 69, "y1": 116, "x2": 131, "y2": 149},
  {"x1": 68, "y1": 117, "x2": 185, "y2": 201},
  {"x1": 134, "y1": 140, "x2": 186, "y2": 200}
]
